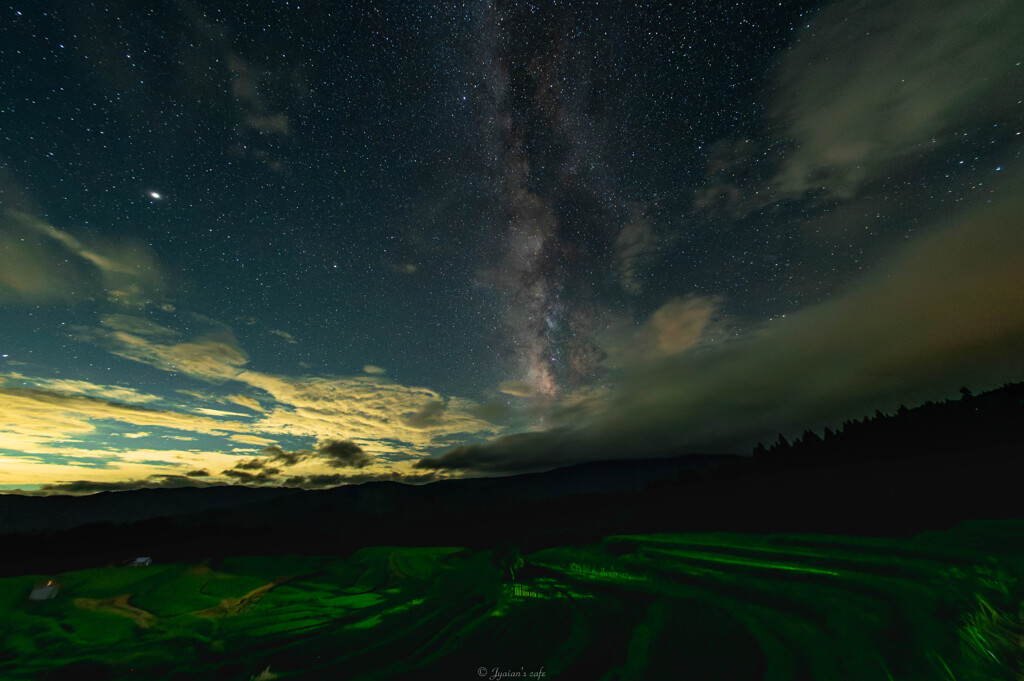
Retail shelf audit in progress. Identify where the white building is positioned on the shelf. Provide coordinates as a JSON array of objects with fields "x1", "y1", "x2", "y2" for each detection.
[{"x1": 29, "y1": 581, "x2": 58, "y2": 600}]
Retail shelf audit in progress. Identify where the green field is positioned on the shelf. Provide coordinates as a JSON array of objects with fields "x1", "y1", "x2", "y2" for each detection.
[{"x1": 1, "y1": 522, "x2": 1021, "y2": 680}]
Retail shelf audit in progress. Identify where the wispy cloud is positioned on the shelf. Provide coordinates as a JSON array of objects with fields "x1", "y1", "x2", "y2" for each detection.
[
  {"x1": 0, "y1": 386, "x2": 247, "y2": 452},
  {"x1": 226, "y1": 394, "x2": 265, "y2": 412},
  {"x1": 195, "y1": 408, "x2": 255, "y2": 418},
  {"x1": 1, "y1": 373, "x2": 162, "y2": 404},
  {"x1": 769, "y1": 0, "x2": 1024, "y2": 199},
  {"x1": 39, "y1": 474, "x2": 219, "y2": 495},
  {"x1": 0, "y1": 208, "x2": 164, "y2": 307},
  {"x1": 614, "y1": 206, "x2": 657, "y2": 295},
  {"x1": 269, "y1": 329, "x2": 299, "y2": 344}
]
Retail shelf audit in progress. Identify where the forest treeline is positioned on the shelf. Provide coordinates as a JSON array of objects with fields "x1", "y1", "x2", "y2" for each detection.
[{"x1": 751, "y1": 382, "x2": 1023, "y2": 466}]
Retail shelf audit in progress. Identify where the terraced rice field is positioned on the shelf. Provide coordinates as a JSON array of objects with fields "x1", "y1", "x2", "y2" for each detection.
[{"x1": 0, "y1": 521, "x2": 1020, "y2": 680}]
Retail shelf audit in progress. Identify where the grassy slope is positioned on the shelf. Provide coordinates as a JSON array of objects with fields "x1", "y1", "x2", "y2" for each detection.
[{"x1": 0, "y1": 523, "x2": 1019, "y2": 681}]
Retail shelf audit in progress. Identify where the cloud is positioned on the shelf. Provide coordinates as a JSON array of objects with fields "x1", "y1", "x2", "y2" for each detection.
[
  {"x1": 222, "y1": 468, "x2": 280, "y2": 484},
  {"x1": 0, "y1": 208, "x2": 163, "y2": 307},
  {"x1": 77, "y1": 317, "x2": 500, "y2": 451},
  {"x1": 99, "y1": 314, "x2": 177, "y2": 340},
  {"x1": 315, "y1": 439, "x2": 371, "y2": 469},
  {"x1": 260, "y1": 445, "x2": 308, "y2": 466},
  {"x1": 185, "y1": 468, "x2": 210, "y2": 477},
  {"x1": 269, "y1": 329, "x2": 298, "y2": 344},
  {"x1": 0, "y1": 386, "x2": 251, "y2": 452},
  {"x1": 222, "y1": 50, "x2": 295, "y2": 170},
  {"x1": 0, "y1": 373, "x2": 162, "y2": 405},
  {"x1": 402, "y1": 400, "x2": 446, "y2": 428},
  {"x1": 282, "y1": 474, "x2": 341, "y2": 488},
  {"x1": 770, "y1": 0, "x2": 1024, "y2": 199},
  {"x1": 692, "y1": 139, "x2": 758, "y2": 214},
  {"x1": 226, "y1": 394, "x2": 265, "y2": 412},
  {"x1": 195, "y1": 408, "x2": 253, "y2": 418},
  {"x1": 594, "y1": 298, "x2": 717, "y2": 372},
  {"x1": 80, "y1": 317, "x2": 249, "y2": 382},
  {"x1": 632, "y1": 297, "x2": 716, "y2": 359},
  {"x1": 237, "y1": 373, "x2": 500, "y2": 451},
  {"x1": 19, "y1": 211, "x2": 161, "y2": 306},
  {"x1": 498, "y1": 381, "x2": 535, "y2": 398},
  {"x1": 231, "y1": 458, "x2": 269, "y2": 471},
  {"x1": 257, "y1": 439, "x2": 371, "y2": 469},
  {"x1": 362, "y1": 365, "x2": 386, "y2": 375},
  {"x1": 39, "y1": 474, "x2": 216, "y2": 495},
  {"x1": 614, "y1": 206, "x2": 656, "y2": 295},
  {"x1": 229, "y1": 434, "x2": 276, "y2": 446},
  {"x1": 417, "y1": 180, "x2": 1024, "y2": 474},
  {"x1": 246, "y1": 113, "x2": 290, "y2": 135}
]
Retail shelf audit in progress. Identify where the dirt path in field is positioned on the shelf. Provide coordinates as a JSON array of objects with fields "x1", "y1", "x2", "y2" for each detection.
[
  {"x1": 194, "y1": 577, "x2": 291, "y2": 618},
  {"x1": 73, "y1": 594, "x2": 155, "y2": 628}
]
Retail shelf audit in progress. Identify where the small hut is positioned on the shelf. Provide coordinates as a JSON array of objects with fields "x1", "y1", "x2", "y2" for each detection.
[{"x1": 28, "y1": 580, "x2": 59, "y2": 600}]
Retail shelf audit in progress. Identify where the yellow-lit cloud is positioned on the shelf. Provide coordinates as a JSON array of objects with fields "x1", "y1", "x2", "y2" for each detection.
[
  {"x1": 0, "y1": 314, "x2": 501, "y2": 482},
  {"x1": 0, "y1": 387, "x2": 247, "y2": 452},
  {"x1": 194, "y1": 408, "x2": 254, "y2": 418},
  {"x1": 498, "y1": 381, "x2": 535, "y2": 398},
  {"x1": 229, "y1": 434, "x2": 277, "y2": 446},
  {"x1": 633, "y1": 296, "x2": 716, "y2": 358},
  {"x1": 226, "y1": 394, "x2": 265, "y2": 412},
  {"x1": 1, "y1": 373, "x2": 162, "y2": 404}
]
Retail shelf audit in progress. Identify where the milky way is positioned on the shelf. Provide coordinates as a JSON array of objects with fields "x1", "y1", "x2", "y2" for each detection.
[{"x1": 472, "y1": 2, "x2": 627, "y2": 399}]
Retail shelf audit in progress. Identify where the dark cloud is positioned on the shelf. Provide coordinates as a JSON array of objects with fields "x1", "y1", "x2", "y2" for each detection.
[
  {"x1": 282, "y1": 474, "x2": 338, "y2": 488},
  {"x1": 402, "y1": 400, "x2": 446, "y2": 428},
  {"x1": 222, "y1": 468, "x2": 280, "y2": 484},
  {"x1": 315, "y1": 439, "x2": 371, "y2": 468},
  {"x1": 413, "y1": 430, "x2": 579, "y2": 474},
  {"x1": 417, "y1": 184, "x2": 1024, "y2": 474},
  {"x1": 40, "y1": 474, "x2": 216, "y2": 495},
  {"x1": 260, "y1": 444, "x2": 308, "y2": 466},
  {"x1": 185, "y1": 468, "x2": 210, "y2": 477},
  {"x1": 260, "y1": 440, "x2": 371, "y2": 468},
  {"x1": 224, "y1": 456, "x2": 282, "y2": 483},
  {"x1": 232, "y1": 457, "x2": 269, "y2": 470}
]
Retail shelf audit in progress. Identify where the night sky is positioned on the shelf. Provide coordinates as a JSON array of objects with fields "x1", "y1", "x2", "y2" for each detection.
[{"x1": 2, "y1": 0, "x2": 1023, "y2": 493}]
